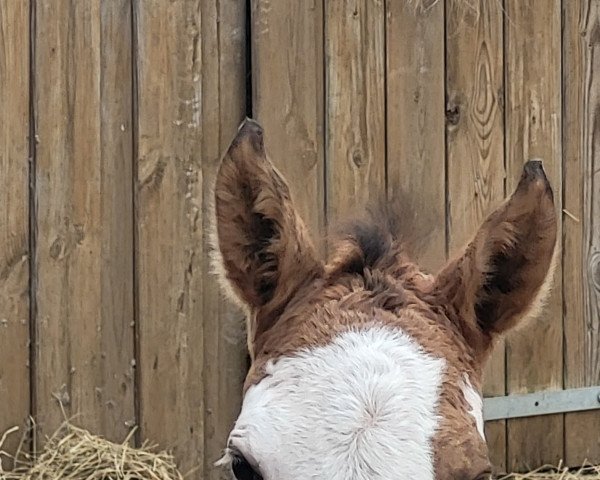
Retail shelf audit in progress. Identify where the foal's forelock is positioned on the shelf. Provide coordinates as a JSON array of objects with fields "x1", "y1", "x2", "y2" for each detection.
[{"x1": 212, "y1": 119, "x2": 558, "y2": 480}]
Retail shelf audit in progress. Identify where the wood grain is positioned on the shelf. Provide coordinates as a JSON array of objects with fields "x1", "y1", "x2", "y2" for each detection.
[
  {"x1": 135, "y1": 1, "x2": 246, "y2": 477},
  {"x1": 34, "y1": 0, "x2": 135, "y2": 443},
  {"x1": 135, "y1": 0, "x2": 204, "y2": 473},
  {"x1": 504, "y1": 0, "x2": 564, "y2": 471},
  {"x1": 386, "y1": 0, "x2": 446, "y2": 272},
  {"x1": 0, "y1": 0, "x2": 31, "y2": 460},
  {"x1": 252, "y1": 0, "x2": 325, "y2": 251},
  {"x1": 563, "y1": 0, "x2": 600, "y2": 465},
  {"x1": 445, "y1": 0, "x2": 506, "y2": 472},
  {"x1": 326, "y1": 0, "x2": 385, "y2": 227},
  {"x1": 201, "y1": 1, "x2": 247, "y2": 478}
]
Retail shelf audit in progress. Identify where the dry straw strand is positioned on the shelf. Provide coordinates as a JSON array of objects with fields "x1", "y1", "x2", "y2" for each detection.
[
  {"x1": 497, "y1": 462, "x2": 600, "y2": 479},
  {"x1": 0, "y1": 421, "x2": 188, "y2": 480}
]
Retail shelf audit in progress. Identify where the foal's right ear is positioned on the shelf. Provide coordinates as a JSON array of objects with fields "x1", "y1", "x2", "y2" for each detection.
[
  {"x1": 434, "y1": 160, "x2": 558, "y2": 353},
  {"x1": 211, "y1": 119, "x2": 323, "y2": 324}
]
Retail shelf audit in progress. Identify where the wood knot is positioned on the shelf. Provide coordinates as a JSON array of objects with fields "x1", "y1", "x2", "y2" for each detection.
[
  {"x1": 49, "y1": 236, "x2": 64, "y2": 260},
  {"x1": 352, "y1": 150, "x2": 365, "y2": 168},
  {"x1": 445, "y1": 104, "x2": 460, "y2": 126},
  {"x1": 590, "y1": 251, "x2": 600, "y2": 290}
]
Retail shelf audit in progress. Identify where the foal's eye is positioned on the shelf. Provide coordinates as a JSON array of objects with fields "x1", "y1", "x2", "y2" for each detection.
[{"x1": 232, "y1": 454, "x2": 263, "y2": 480}]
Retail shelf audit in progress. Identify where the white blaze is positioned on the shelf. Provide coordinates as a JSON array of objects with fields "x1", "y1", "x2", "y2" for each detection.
[{"x1": 226, "y1": 327, "x2": 445, "y2": 480}]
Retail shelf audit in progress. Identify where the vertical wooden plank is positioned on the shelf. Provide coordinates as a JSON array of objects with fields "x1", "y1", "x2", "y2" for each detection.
[
  {"x1": 201, "y1": 1, "x2": 247, "y2": 478},
  {"x1": 563, "y1": 0, "x2": 600, "y2": 465},
  {"x1": 34, "y1": 0, "x2": 134, "y2": 442},
  {"x1": 136, "y1": 2, "x2": 246, "y2": 477},
  {"x1": 252, "y1": 0, "x2": 325, "y2": 245},
  {"x1": 505, "y1": 0, "x2": 563, "y2": 471},
  {"x1": 445, "y1": 0, "x2": 506, "y2": 472},
  {"x1": 0, "y1": 0, "x2": 30, "y2": 460},
  {"x1": 386, "y1": 0, "x2": 446, "y2": 272},
  {"x1": 326, "y1": 0, "x2": 385, "y2": 225},
  {"x1": 98, "y1": 1, "x2": 136, "y2": 437},
  {"x1": 135, "y1": 0, "x2": 204, "y2": 473}
]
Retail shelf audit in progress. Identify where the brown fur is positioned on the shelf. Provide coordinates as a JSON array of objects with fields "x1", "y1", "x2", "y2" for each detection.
[
  {"x1": 213, "y1": 119, "x2": 558, "y2": 480},
  {"x1": 213, "y1": 119, "x2": 323, "y2": 359}
]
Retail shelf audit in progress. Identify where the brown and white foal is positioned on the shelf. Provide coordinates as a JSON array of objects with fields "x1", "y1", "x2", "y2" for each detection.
[{"x1": 212, "y1": 119, "x2": 557, "y2": 480}]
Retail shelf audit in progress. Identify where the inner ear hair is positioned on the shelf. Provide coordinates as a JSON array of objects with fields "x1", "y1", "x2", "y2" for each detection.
[
  {"x1": 478, "y1": 236, "x2": 559, "y2": 335},
  {"x1": 434, "y1": 160, "x2": 558, "y2": 355},
  {"x1": 212, "y1": 118, "x2": 324, "y2": 354}
]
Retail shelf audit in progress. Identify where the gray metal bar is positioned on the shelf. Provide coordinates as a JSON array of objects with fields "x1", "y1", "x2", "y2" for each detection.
[{"x1": 483, "y1": 386, "x2": 600, "y2": 421}]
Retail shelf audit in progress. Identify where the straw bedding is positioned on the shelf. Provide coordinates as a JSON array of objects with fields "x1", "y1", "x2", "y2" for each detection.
[
  {"x1": 498, "y1": 464, "x2": 600, "y2": 479},
  {"x1": 0, "y1": 422, "x2": 187, "y2": 480}
]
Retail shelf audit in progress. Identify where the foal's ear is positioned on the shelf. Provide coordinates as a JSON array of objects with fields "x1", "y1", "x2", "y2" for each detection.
[
  {"x1": 212, "y1": 119, "x2": 323, "y2": 321},
  {"x1": 435, "y1": 160, "x2": 558, "y2": 348}
]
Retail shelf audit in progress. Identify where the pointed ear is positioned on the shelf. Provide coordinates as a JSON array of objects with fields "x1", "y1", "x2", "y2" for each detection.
[
  {"x1": 211, "y1": 119, "x2": 323, "y2": 338},
  {"x1": 434, "y1": 160, "x2": 558, "y2": 352}
]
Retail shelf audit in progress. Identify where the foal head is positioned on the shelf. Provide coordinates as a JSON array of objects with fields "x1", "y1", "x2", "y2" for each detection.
[{"x1": 212, "y1": 119, "x2": 557, "y2": 480}]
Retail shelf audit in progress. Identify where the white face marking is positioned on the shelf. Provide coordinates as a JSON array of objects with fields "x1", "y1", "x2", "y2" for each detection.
[
  {"x1": 225, "y1": 327, "x2": 445, "y2": 480},
  {"x1": 462, "y1": 374, "x2": 485, "y2": 441}
]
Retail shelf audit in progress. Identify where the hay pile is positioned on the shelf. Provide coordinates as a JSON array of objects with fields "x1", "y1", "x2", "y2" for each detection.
[
  {"x1": 499, "y1": 463, "x2": 600, "y2": 479},
  {"x1": 0, "y1": 422, "x2": 187, "y2": 480}
]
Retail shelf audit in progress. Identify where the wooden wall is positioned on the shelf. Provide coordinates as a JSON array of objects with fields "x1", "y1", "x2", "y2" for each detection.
[
  {"x1": 0, "y1": 0, "x2": 598, "y2": 477},
  {"x1": 0, "y1": 2, "x2": 247, "y2": 479}
]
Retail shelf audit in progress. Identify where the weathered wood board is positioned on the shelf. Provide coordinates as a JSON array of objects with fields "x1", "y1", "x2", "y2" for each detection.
[
  {"x1": 252, "y1": 0, "x2": 325, "y2": 251},
  {"x1": 201, "y1": 1, "x2": 248, "y2": 478},
  {"x1": 386, "y1": 0, "x2": 446, "y2": 273},
  {"x1": 563, "y1": 0, "x2": 600, "y2": 465},
  {"x1": 34, "y1": 0, "x2": 135, "y2": 443},
  {"x1": 326, "y1": 0, "x2": 385, "y2": 227},
  {"x1": 0, "y1": 0, "x2": 31, "y2": 461},
  {"x1": 135, "y1": 2, "x2": 246, "y2": 478}
]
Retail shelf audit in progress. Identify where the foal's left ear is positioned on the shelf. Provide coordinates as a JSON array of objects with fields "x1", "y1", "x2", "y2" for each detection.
[
  {"x1": 434, "y1": 160, "x2": 558, "y2": 351},
  {"x1": 212, "y1": 119, "x2": 323, "y2": 321}
]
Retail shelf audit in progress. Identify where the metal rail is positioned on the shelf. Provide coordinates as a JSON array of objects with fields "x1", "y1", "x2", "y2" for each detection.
[{"x1": 483, "y1": 386, "x2": 600, "y2": 421}]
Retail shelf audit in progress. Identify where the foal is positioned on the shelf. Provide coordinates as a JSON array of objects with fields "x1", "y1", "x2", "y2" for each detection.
[{"x1": 212, "y1": 119, "x2": 557, "y2": 480}]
